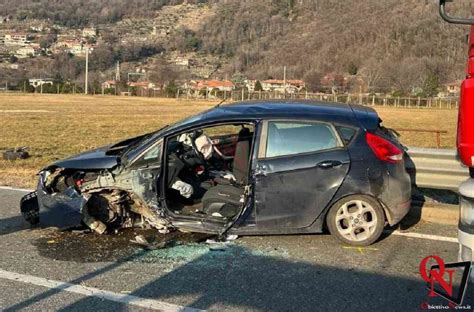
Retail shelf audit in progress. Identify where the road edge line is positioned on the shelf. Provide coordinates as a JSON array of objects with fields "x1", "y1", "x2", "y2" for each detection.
[
  {"x1": 0, "y1": 186, "x2": 34, "y2": 192},
  {"x1": 389, "y1": 230, "x2": 458, "y2": 243},
  {"x1": 0, "y1": 269, "x2": 202, "y2": 312}
]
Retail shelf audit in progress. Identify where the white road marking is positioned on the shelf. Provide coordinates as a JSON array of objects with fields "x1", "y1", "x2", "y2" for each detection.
[
  {"x1": 388, "y1": 230, "x2": 458, "y2": 243},
  {"x1": 0, "y1": 269, "x2": 202, "y2": 312},
  {"x1": 0, "y1": 186, "x2": 34, "y2": 193}
]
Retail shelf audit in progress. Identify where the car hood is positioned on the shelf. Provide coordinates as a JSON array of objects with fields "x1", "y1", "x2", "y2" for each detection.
[
  {"x1": 51, "y1": 145, "x2": 119, "y2": 170},
  {"x1": 49, "y1": 134, "x2": 151, "y2": 170}
]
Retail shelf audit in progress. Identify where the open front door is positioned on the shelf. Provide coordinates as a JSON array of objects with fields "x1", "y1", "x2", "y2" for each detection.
[{"x1": 254, "y1": 120, "x2": 350, "y2": 231}]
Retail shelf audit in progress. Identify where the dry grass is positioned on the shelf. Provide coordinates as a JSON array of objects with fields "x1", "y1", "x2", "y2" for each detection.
[
  {"x1": 375, "y1": 107, "x2": 457, "y2": 149},
  {"x1": 0, "y1": 94, "x2": 457, "y2": 188},
  {"x1": 0, "y1": 94, "x2": 217, "y2": 188}
]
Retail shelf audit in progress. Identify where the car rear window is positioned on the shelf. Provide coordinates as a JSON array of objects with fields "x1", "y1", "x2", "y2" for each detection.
[{"x1": 266, "y1": 121, "x2": 340, "y2": 158}]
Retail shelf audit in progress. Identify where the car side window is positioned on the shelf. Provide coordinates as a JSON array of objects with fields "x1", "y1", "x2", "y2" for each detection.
[
  {"x1": 266, "y1": 121, "x2": 340, "y2": 158},
  {"x1": 336, "y1": 126, "x2": 357, "y2": 145},
  {"x1": 131, "y1": 140, "x2": 163, "y2": 168}
]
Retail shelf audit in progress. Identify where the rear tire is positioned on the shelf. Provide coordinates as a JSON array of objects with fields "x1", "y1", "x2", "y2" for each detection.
[{"x1": 326, "y1": 195, "x2": 385, "y2": 246}]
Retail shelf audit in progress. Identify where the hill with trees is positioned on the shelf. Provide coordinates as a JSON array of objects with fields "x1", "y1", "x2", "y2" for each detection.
[{"x1": 1, "y1": 0, "x2": 473, "y2": 95}]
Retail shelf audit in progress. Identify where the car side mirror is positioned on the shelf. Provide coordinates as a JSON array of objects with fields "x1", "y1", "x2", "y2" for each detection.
[{"x1": 439, "y1": 0, "x2": 474, "y2": 25}]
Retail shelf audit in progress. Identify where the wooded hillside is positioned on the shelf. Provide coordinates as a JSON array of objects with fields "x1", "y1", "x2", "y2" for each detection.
[{"x1": 1, "y1": 0, "x2": 473, "y2": 94}]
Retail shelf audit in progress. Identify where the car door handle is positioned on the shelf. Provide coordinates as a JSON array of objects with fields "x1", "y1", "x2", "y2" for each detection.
[{"x1": 317, "y1": 160, "x2": 342, "y2": 169}]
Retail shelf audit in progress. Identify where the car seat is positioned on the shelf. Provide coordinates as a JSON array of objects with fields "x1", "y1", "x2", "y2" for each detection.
[{"x1": 201, "y1": 127, "x2": 252, "y2": 217}]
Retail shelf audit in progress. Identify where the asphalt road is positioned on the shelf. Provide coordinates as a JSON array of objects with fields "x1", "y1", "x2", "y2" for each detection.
[{"x1": 0, "y1": 187, "x2": 473, "y2": 311}]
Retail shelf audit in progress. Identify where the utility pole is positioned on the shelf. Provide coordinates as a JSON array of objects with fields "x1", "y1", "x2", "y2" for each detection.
[
  {"x1": 115, "y1": 61, "x2": 120, "y2": 81},
  {"x1": 283, "y1": 66, "x2": 287, "y2": 98},
  {"x1": 85, "y1": 46, "x2": 89, "y2": 95}
]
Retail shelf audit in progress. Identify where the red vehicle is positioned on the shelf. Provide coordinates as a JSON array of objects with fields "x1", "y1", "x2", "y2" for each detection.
[{"x1": 440, "y1": 0, "x2": 474, "y2": 280}]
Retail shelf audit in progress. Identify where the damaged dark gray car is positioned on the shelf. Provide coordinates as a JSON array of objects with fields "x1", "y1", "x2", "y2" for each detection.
[{"x1": 21, "y1": 100, "x2": 412, "y2": 246}]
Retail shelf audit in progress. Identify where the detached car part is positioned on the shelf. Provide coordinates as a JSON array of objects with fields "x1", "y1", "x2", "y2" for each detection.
[{"x1": 3, "y1": 147, "x2": 30, "y2": 160}]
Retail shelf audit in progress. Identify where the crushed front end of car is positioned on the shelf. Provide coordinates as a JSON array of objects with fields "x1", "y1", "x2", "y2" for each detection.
[{"x1": 21, "y1": 164, "x2": 171, "y2": 234}]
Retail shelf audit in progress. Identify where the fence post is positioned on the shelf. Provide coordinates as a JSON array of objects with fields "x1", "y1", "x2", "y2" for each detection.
[
  {"x1": 372, "y1": 95, "x2": 375, "y2": 106},
  {"x1": 436, "y1": 131, "x2": 441, "y2": 148}
]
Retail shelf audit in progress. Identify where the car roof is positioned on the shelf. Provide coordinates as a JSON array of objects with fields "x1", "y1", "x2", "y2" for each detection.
[
  {"x1": 125, "y1": 100, "x2": 380, "y2": 162},
  {"x1": 164, "y1": 100, "x2": 379, "y2": 134}
]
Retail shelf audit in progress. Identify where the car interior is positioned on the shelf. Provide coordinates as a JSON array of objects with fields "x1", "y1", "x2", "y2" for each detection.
[{"x1": 164, "y1": 123, "x2": 254, "y2": 220}]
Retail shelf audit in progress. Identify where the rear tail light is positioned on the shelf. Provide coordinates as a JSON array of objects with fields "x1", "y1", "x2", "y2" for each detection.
[{"x1": 366, "y1": 132, "x2": 403, "y2": 163}]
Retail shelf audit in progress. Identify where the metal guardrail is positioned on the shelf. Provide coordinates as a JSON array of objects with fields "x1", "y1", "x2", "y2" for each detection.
[{"x1": 406, "y1": 147, "x2": 470, "y2": 192}]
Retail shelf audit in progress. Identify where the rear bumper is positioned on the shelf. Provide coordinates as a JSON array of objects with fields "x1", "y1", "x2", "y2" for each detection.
[
  {"x1": 380, "y1": 165, "x2": 412, "y2": 226},
  {"x1": 458, "y1": 229, "x2": 474, "y2": 282},
  {"x1": 386, "y1": 199, "x2": 411, "y2": 225}
]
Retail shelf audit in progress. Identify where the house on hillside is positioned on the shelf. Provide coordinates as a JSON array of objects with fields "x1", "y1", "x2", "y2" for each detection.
[
  {"x1": 102, "y1": 80, "x2": 117, "y2": 89},
  {"x1": 4, "y1": 33, "x2": 29, "y2": 46},
  {"x1": 245, "y1": 80, "x2": 257, "y2": 92},
  {"x1": 261, "y1": 79, "x2": 305, "y2": 94},
  {"x1": 183, "y1": 79, "x2": 235, "y2": 97},
  {"x1": 442, "y1": 80, "x2": 462, "y2": 96},
  {"x1": 196, "y1": 79, "x2": 235, "y2": 92},
  {"x1": 70, "y1": 43, "x2": 92, "y2": 56},
  {"x1": 52, "y1": 39, "x2": 92, "y2": 56},
  {"x1": 15, "y1": 46, "x2": 37, "y2": 58},
  {"x1": 128, "y1": 81, "x2": 160, "y2": 90},
  {"x1": 172, "y1": 56, "x2": 190, "y2": 67},
  {"x1": 82, "y1": 28, "x2": 97, "y2": 38},
  {"x1": 321, "y1": 73, "x2": 352, "y2": 94},
  {"x1": 29, "y1": 78, "x2": 54, "y2": 88}
]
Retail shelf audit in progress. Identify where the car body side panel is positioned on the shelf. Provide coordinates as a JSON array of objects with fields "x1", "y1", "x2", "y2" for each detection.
[
  {"x1": 322, "y1": 132, "x2": 412, "y2": 226},
  {"x1": 254, "y1": 149, "x2": 350, "y2": 231}
]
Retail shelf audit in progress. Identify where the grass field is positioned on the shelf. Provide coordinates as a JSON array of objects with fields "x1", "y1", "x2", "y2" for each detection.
[{"x1": 0, "y1": 94, "x2": 458, "y2": 188}]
